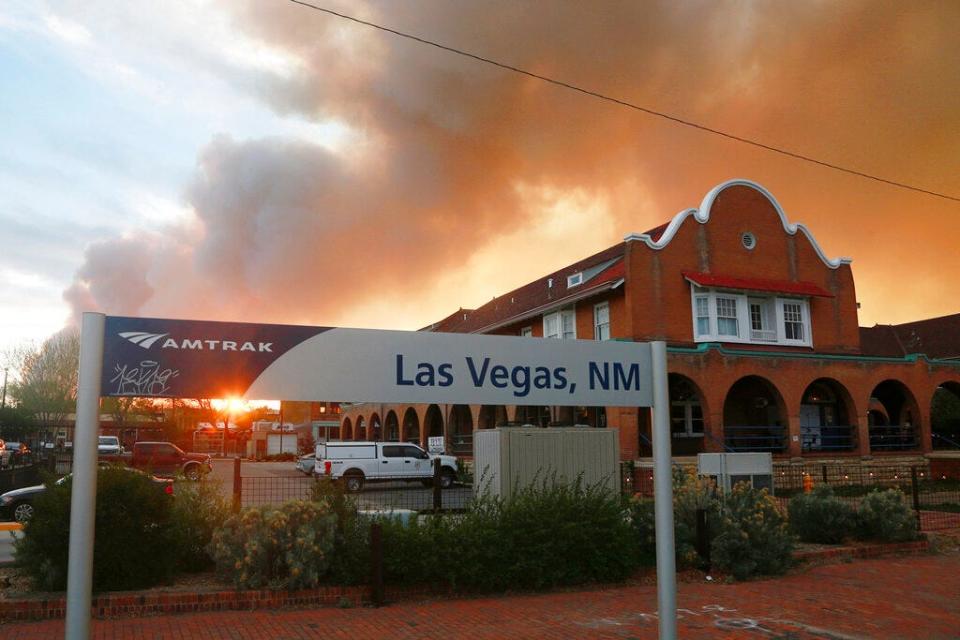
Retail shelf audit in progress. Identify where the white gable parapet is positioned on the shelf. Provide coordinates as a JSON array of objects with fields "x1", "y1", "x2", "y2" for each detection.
[{"x1": 624, "y1": 179, "x2": 853, "y2": 269}]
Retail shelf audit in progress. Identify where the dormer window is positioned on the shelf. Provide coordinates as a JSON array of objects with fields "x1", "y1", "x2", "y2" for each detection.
[{"x1": 567, "y1": 272, "x2": 583, "y2": 288}]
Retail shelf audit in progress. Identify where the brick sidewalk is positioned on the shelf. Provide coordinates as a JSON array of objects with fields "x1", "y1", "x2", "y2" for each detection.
[{"x1": 2, "y1": 553, "x2": 958, "y2": 639}]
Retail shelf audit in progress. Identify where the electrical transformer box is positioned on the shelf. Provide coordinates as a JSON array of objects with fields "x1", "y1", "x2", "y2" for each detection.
[{"x1": 473, "y1": 428, "x2": 620, "y2": 499}]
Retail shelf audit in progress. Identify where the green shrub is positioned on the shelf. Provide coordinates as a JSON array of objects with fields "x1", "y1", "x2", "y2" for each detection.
[
  {"x1": 208, "y1": 500, "x2": 337, "y2": 589},
  {"x1": 627, "y1": 497, "x2": 657, "y2": 565},
  {"x1": 15, "y1": 466, "x2": 176, "y2": 591},
  {"x1": 308, "y1": 478, "x2": 370, "y2": 585},
  {"x1": 628, "y1": 467, "x2": 721, "y2": 568},
  {"x1": 856, "y1": 489, "x2": 919, "y2": 542},
  {"x1": 378, "y1": 477, "x2": 639, "y2": 591},
  {"x1": 712, "y1": 482, "x2": 795, "y2": 580},
  {"x1": 788, "y1": 486, "x2": 857, "y2": 544},
  {"x1": 671, "y1": 467, "x2": 721, "y2": 567},
  {"x1": 170, "y1": 478, "x2": 230, "y2": 572}
]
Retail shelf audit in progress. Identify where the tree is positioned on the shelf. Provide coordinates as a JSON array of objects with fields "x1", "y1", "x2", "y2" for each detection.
[
  {"x1": 8, "y1": 330, "x2": 80, "y2": 440},
  {"x1": 0, "y1": 405, "x2": 35, "y2": 441}
]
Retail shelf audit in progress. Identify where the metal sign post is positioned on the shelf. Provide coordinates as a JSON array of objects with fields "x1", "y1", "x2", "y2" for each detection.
[
  {"x1": 65, "y1": 315, "x2": 676, "y2": 639},
  {"x1": 651, "y1": 341, "x2": 677, "y2": 639},
  {"x1": 65, "y1": 313, "x2": 105, "y2": 640}
]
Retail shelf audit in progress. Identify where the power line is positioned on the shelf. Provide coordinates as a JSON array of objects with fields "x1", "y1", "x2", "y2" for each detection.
[{"x1": 287, "y1": 0, "x2": 959, "y2": 203}]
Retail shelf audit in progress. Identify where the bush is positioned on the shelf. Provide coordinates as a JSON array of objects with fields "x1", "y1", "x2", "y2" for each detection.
[
  {"x1": 788, "y1": 486, "x2": 857, "y2": 544},
  {"x1": 712, "y1": 482, "x2": 795, "y2": 580},
  {"x1": 208, "y1": 500, "x2": 337, "y2": 589},
  {"x1": 170, "y1": 478, "x2": 230, "y2": 572},
  {"x1": 627, "y1": 498, "x2": 657, "y2": 565},
  {"x1": 856, "y1": 489, "x2": 919, "y2": 542},
  {"x1": 15, "y1": 466, "x2": 175, "y2": 591},
  {"x1": 309, "y1": 478, "x2": 370, "y2": 585},
  {"x1": 671, "y1": 467, "x2": 721, "y2": 567},
  {"x1": 377, "y1": 477, "x2": 639, "y2": 591},
  {"x1": 628, "y1": 467, "x2": 721, "y2": 568}
]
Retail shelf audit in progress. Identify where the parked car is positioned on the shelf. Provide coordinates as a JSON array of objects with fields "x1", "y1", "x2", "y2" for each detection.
[
  {"x1": 0, "y1": 467, "x2": 174, "y2": 523},
  {"x1": 101, "y1": 442, "x2": 212, "y2": 481},
  {"x1": 295, "y1": 453, "x2": 315, "y2": 475},
  {"x1": 97, "y1": 436, "x2": 123, "y2": 456},
  {"x1": 314, "y1": 441, "x2": 458, "y2": 492}
]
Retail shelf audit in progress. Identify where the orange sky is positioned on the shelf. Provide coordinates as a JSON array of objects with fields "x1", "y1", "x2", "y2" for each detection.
[{"x1": 63, "y1": 2, "x2": 960, "y2": 332}]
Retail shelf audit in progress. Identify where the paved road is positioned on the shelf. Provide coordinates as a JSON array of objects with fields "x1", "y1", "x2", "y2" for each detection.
[{"x1": 2, "y1": 552, "x2": 958, "y2": 638}]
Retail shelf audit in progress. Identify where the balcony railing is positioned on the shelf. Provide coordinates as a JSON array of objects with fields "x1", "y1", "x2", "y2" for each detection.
[
  {"x1": 723, "y1": 425, "x2": 787, "y2": 453},
  {"x1": 869, "y1": 425, "x2": 918, "y2": 451},
  {"x1": 749, "y1": 329, "x2": 778, "y2": 342},
  {"x1": 800, "y1": 425, "x2": 856, "y2": 452}
]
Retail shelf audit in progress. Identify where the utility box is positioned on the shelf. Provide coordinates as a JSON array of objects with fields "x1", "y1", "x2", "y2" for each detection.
[
  {"x1": 698, "y1": 452, "x2": 774, "y2": 494},
  {"x1": 474, "y1": 428, "x2": 620, "y2": 499}
]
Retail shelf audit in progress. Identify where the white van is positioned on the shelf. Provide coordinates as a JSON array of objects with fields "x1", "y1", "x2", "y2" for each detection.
[{"x1": 314, "y1": 441, "x2": 458, "y2": 492}]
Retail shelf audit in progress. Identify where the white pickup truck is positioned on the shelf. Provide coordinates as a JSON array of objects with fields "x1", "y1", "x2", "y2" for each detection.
[{"x1": 314, "y1": 441, "x2": 458, "y2": 492}]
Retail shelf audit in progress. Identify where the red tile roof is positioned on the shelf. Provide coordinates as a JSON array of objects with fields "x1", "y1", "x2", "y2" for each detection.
[
  {"x1": 423, "y1": 242, "x2": 627, "y2": 334},
  {"x1": 860, "y1": 313, "x2": 960, "y2": 359},
  {"x1": 681, "y1": 271, "x2": 835, "y2": 298}
]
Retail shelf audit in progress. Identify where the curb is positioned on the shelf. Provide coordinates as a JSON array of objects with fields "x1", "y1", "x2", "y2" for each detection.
[
  {"x1": 794, "y1": 539, "x2": 929, "y2": 564},
  {"x1": 0, "y1": 523, "x2": 23, "y2": 532}
]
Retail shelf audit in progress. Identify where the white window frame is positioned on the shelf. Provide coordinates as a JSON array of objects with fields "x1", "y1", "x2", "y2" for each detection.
[
  {"x1": 778, "y1": 299, "x2": 808, "y2": 345},
  {"x1": 567, "y1": 272, "x2": 583, "y2": 288},
  {"x1": 543, "y1": 307, "x2": 576, "y2": 339},
  {"x1": 690, "y1": 286, "x2": 812, "y2": 347},
  {"x1": 593, "y1": 302, "x2": 610, "y2": 340},
  {"x1": 520, "y1": 326, "x2": 533, "y2": 338}
]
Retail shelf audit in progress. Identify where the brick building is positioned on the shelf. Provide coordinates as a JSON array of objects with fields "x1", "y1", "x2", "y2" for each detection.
[{"x1": 341, "y1": 179, "x2": 960, "y2": 470}]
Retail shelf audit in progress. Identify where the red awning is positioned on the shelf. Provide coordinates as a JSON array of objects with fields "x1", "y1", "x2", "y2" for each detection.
[{"x1": 681, "y1": 271, "x2": 835, "y2": 298}]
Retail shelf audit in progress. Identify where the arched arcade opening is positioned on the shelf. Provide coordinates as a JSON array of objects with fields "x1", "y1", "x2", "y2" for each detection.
[{"x1": 722, "y1": 376, "x2": 787, "y2": 453}]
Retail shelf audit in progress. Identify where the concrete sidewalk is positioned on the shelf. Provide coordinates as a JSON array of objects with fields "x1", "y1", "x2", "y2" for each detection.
[{"x1": 1, "y1": 552, "x2": 958, "y2": 639}]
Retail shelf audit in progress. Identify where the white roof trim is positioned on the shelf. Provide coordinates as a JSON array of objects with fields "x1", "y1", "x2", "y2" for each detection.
[{"x1": 623, "y1": 179, "x2": 852, "y2": 269}]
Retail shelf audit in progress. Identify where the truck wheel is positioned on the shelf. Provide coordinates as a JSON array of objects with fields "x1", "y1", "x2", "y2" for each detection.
[
  {"x1": 440, "y1": 469, "x2": 456, "y2": 489},
  {"x1": 13, "y1": 501, "x2": 34, "y2": 523},
  {"x1": 184, "y1": 464, "x2": 201, "y2": 481},
  {"x1": 344, "y1": 473, "x2": 364, "y2": 492}
]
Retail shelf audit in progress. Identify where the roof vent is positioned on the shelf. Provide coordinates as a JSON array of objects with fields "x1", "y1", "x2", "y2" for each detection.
[
  {"x1": 741, "y1": 231, "x2": 757, "y2": 250},
  {"x1": 547, "y1": 278, "x2": 553, "y2": 288}
]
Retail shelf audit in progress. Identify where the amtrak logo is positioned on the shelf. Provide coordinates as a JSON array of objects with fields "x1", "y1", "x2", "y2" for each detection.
[
  {"x1": 118, "y1": 331, "x2": 273, "y2": 353},
  {"x1": 119, "y1": 332, "x2": 169, "y2": 349}
]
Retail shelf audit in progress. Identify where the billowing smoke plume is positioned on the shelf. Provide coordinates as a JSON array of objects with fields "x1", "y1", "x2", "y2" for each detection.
[{"x1": 65, "y1": 1, "x2": 960, "y2": 328}]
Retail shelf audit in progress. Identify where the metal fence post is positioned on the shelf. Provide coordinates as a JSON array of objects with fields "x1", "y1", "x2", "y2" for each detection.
[
  {"x1": 821, "y1": 464, "x2": 828, "y2": 484},
  {"x1": 232, "y1": 457, "x2": 242, "y2": 513},
  {"x1": 695, "y1": 508, "x2": 711, "y2": 572},
  {"x1": 370, "y1": 522, "x2": 384, "y2": 606},
  {"x1": 433, "y1": 457, "x2": 442, "y2": 511},
  {"x1": 910, "y1": 466, "x2": 922, "y2": 531}
]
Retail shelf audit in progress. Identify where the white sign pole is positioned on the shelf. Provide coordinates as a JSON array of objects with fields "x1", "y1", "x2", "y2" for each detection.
[
  {"x1": 651, "y1": 341, "x2": 677, "y2": 639},
  {"x1": 65, "y1": 312, "x2": 105, "y2": 640}
]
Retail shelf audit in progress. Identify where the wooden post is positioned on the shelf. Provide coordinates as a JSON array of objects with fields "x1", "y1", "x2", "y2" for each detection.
[
  {"x1": 370, "y1": 522, "x2": 384, "y2": 607},
  {"x1": 232, "y1": 456, "x2": 242, "y2": 513}
]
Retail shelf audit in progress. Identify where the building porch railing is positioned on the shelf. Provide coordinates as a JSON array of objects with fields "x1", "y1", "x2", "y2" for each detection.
[
  {"x1": 723, "y1": 425, "x2": 787, "y2": 453},
  {"x1": 869, "y1": 425, "x2": 918, "y2": 451},
  {"x1": 800, "y1": 425, "x2": 856, "y2": 452}
]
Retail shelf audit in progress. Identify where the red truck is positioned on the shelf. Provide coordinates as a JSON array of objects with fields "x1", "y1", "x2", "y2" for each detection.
[{"x1": 102, "y1": 442, "x2": 212, "y2": 480}]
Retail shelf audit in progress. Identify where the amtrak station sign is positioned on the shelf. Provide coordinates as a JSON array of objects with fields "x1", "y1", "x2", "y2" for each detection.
[
  {"x1": 66, "y1": 313, "x2": 677, "y2": 640},
  {"x1": 101, "y1": 315, "x2": 654, "y2": 407}
]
